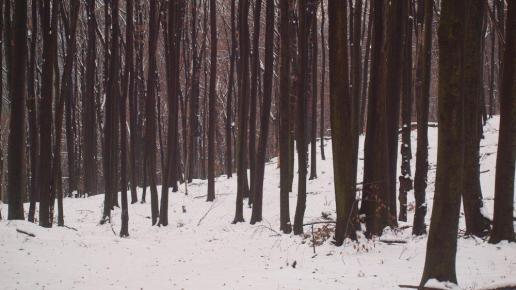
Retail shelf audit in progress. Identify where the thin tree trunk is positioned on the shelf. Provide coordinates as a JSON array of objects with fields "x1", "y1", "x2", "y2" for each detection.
[
  {"x1": 293, "y1": 0, "x2": 310, "y2": 236},
  {"x1": 309, "y1": 2, "x2": 318, "y2": 181},
  {"x1": 413, "y1": 0, "x2": 432, "y2": 236},
  {"x1": 27, "y1": 0, "x2": 39, "y2": 223},
  {"x1": 489, "y1": 0, "x2": 515, "y2": 244},
  {"x1": 398, "y1": 0, "x2": 413, "y2": 223},
  {"x1": 38, "y1": 0, "x2": 58, "y2": 227},
  {"x1": 248, "y1": 0, "x2": 262, "y2": 206},
  {"x1": 319, "y1": 2, "x2": 326, "y2": 160},
  {"x1": 207, "y1": 0, "x2": 217, "y2": 202},
  {"x1": 250, "y1": 0, "x2": 274, "y2": 224},
  {"x1": 233, "y1": 0, "x2": 250, "y2": 224},
  {"x1": 278, "y1": 0, "x2": 292, "y2": 234},
  {"x1": 145, "y1": 0, "x2": 160, "y2": 225}
]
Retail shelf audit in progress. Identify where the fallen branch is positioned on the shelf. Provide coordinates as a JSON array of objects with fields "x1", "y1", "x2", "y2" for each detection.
[
  {"x1": 303, "y1": 221, "x2": 336, "y2": 226},
  {"x1": 380, "y1": 239, "x2": 407, "y2": 244},
  {"x1": 16, "y1": 229, "x2": 36, "y2": 237},
  {"x1": 197, "y1": 203, "x2": 216, "y2": 226},
  {"x1": 254, "y1": 224, "x2": 281, "y2": 237},
  {"x1": 63, "y1": 225, "x2": 78, "y2": 231}
]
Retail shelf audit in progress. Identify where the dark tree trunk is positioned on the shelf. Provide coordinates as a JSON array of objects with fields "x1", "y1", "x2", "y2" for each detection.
[
  {"x1": 385, "y1": 1, "x2": 403, "y2": 228},
  {"x1": 309, "y1": 2, "x2": 318, "y2": 181},
  {"x1": 38, "y1": 0, "x2": 58, "y2": 228},
  {"x1": 55, "y1": 0, "x2": 80, "y2": 227},
  {"x1": 420, "y1": 0, "x2": 467, "y2": 285},
  {"x1": 248, "y1": 0, "x2": 262, "y2": 206},
  {"x1": 0, "y1": 0, "x2": 4, "y2": 221},
  {"x1": 319, "y1": 2, "x2": 326, "y2": 161},
  {"x1": 233, "y1": 0, "x2": 250, "y2": 224},
  {"x1": 103, "y1": 0, "x2": 121, "y2": 224},
  {"x1": 398, "y1": 0, "x2": 413, "y2": 223},
  {"x1": 207, "y1": 0, "x2": 217, "y2": 202},
  {"x1": 359, "y1": 6, "x2": 373, "y2": 134},
  {"x1": 329, "y1": 0, "x2": 358, "y2": 244},
  {"x1": 350, "y1": 0, "x2": 362, "y2": 213},
  {"x1": 27, "y1": 0, "x2": 39, "y2": 223},
  {"x1": 225, "y1": 0, "x2": 236, "y2": 178},
  {"x1": 293, "y1": 0, "x2": 310, "y2": 236},
  {"x1": 413, "y1": 0, "x2": 432, "y2": 236},
  {"x1": 462, "y1": 0, "x2": 491, "y2": 238},
  {"x1": 160, "y1": 0, "x2": 184, "y2": 226},
  {"x1": 361, "y1": 0, "x2": 390, "y2": 236},
  {"x1": 278, "y1": 0, "x2": 292, "y2": 234},
  {"x1": 120, "y1": 0, "x2": 135, "y2": 237},
  {"x1": 7, "y1": 0, "x2": 28, "y2": 221},
  {"x1": 145, "y1": 0, "x2": 160, "y2": 225},
  {"x1": 250, "y1": 0, "x2": 274, "y2": 225},
  {"x1": 189, "y1": 0, "x2": 202, "y2": 182},
  {"x1": 127, "y1": 0, "x2": 138, "y2": 204},
  {"x1": 84, "y1": 0, "x2": 98, "y2": 199},
  {"x1": 489, "y1": 0, "x2": 515, "y2": 244}
]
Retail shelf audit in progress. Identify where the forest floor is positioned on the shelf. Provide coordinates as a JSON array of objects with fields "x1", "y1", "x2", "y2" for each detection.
[{"x1": 1, "y1": 117, "x2": 515, "y2": 290}]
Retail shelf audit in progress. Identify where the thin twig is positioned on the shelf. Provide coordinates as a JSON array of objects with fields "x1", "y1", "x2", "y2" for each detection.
[{"x1": 197, "y1": 203, "x2": 216, "y2": 226}]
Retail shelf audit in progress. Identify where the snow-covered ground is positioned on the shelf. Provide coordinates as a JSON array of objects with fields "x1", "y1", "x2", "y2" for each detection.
[{"x1": 1, "y1": 117, "x2": 514, "y2": 290}]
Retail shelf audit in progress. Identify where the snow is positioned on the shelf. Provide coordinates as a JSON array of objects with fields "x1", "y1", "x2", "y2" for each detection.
[{"x1": 1, "y1": 117, "x2": 515, "y2": 290}]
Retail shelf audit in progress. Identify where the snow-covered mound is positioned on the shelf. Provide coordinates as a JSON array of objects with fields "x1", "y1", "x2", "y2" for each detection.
[{"x1": 0, "y1": 117, "x2": 514, "y2": 290}]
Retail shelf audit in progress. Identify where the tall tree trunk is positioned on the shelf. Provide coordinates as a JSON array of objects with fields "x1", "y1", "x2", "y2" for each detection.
[
  {"x1": 293, "y1": 0, "x2": 310, "y2": 235},
  {"x1": 462, "y1": 0, "x2": 491, "y2": 238},
  {"x1": 398, "y1": 0, "x2": 413, "y2": 223},
  {"x1": 27, "y1": 0, "x2": 39, "y2": 223},
  {"x1": 120, "y1": 0, "x2": 135, "y2": 237},
  {"x1": 361, "y1": 0, "x2": 390, "y2": 236},
  {"x1": 350, "y1": 0, "x2": 362, "y2": 213},
  {"x1": 7, "y1": 0, "x2": 27, "y2": 221},
  {"x1": 385, "y1": 1, "x2": 403, "y2": 228},
  {"x1": 319, "y1": 2, "x2": 326, "y2": 161},
  {"x1": 248, "y1": 0, "x2": 262, "y2": 206},
  {"x1": 413, "y1": 0, "x2": 432, "y2": 236},
  {"x1": 38, "y1": 0, "x2": 58, "y2": 227},
  {"x1": 489, "y1": 0, "x2": 515, "y2": 244},
  {"x1": 278, "y1": 0, "x2": 292, "y2": 234},
  {"x1": 233, "y1": 0, "x2": 250, "y2": 224},
  {"x1": 250, "y1": 0, "x2": 274, "y2": 224},
  {"x1": 329, "y1": 0, "x2": 358, "y2": 244},
  {"x1": 0, "y1": 0, "x2": 4, "y2": 220},
  {"x1": 189, "y1": 0, "x2": 201, "y2": 182},
  {"x1": 84, "y1": 0, "x2": 98, "y2": 199},
  {"x1": 103, "y1": 0, "x2": 121, "y2": 224},
  {"x1": 225, "y1": 0, "x2": 236, "y2": 178},
  {"x1": 145, "y1": 0, "x2": 160, "y2": 225},
  {"x1": 420, "y1": 0, "x2": 467, "y2": 285},
  {"x1": 309, "y1": 2, "x2": 318, "y2": 180},
  {"x1": 55, "y1": 0, "x2": 80, "y2": 227},
  {"x1": 207, "y1": 0, "x2": 217, "y2": 202},
  {"x1": 127, "y1": 0, "x2": 138, "y2": 204}
]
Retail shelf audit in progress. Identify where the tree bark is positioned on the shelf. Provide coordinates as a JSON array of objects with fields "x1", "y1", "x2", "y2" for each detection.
[
  {"x1": 293, "y1": 0, "x2": 310, "y2": 235},
  {"x1": 420, "y1": 0, "x2": 467, "y2": 285},
  {"x1": 38, "y1": 0, "x2": 58, "y2": 227},
  {"x1": 207, "y1": 0, "x2": 217, "y2": 202},
  {"x1": 7, "y1": 0, "x2": 28, "y2": 221},
  {"x1": 329, "y1": 0, "x2": 358, "y2": 244},
  {"x1": 413, "y1": 0, "x2": 432, "y2": 236},
  {"x1": 233, "y1": 0, "x2": 250, "y2": 224},
  {"x1": 250, "y1": 0, "x2": 274, "y2": 225},
  {"x1": 489, "y1": 0, "x2": 515, "y2": 244},
  {"x1": 278, "y1": 0, "x2": 292, "y2": 234}
]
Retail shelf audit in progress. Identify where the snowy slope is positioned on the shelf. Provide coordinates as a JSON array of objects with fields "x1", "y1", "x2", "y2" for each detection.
[{"x1": 0, "y1": 117, "x2": 514, "y2": 290}]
